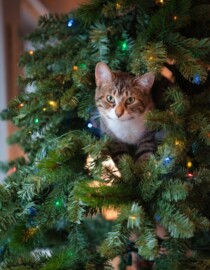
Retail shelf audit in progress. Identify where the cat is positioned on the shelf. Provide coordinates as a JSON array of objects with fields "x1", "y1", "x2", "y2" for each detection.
[
  {"x1": 95, "y1": 62, "x2": 156, "y2": 162},
  {"x1": 94, "y1": 63, "x2": 161, "y2": 270}
]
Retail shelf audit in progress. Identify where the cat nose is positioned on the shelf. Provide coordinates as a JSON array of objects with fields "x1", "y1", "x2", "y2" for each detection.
[
  {"x1": 115, "y1": 108, "x2": 124, "y2": 118},
  {"x1": 116, "y1": 112, "x2": 123, "y2": 118}
]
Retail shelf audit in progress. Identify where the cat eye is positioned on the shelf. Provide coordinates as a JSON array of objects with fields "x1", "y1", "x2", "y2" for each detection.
[
  {"x1": 125, "y1": 97, "x2": 135, "y2": 105},
  {"x1": 106, "y1": 95, "x2": 115, "y2": 104}
]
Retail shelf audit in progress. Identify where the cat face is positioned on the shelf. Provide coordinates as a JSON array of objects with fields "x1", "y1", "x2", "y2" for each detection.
[{"x1": 95, "y1": 62, "x2": 155, "y2": 122}]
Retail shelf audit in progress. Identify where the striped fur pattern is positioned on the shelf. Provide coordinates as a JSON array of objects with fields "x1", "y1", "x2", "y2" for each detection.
[{"x1": 95, "y1": 62, "x2": 156, "y2": 161}]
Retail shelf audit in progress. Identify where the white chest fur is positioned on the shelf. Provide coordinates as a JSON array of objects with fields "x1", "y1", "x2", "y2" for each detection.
[{"x1": 106, "y1": 117, "x2": 145, "y2": 144}]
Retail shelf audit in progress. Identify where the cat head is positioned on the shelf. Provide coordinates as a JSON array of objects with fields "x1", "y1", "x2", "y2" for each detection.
[{"x1": 95, "y1": 62, "x2": 155, "y2": 121}]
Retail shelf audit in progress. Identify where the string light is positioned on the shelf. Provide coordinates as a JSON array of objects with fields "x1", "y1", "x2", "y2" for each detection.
[
  {"x1": 155, "y1": 215, "x2": 161, "y2": 222},
  {"x1": 43, "y1": 107, "x2": 47, "y2": 111},
  {"x1": 48, "y1": 101, "x2": 57, "y2": 107},
  {"x1": 78, "y1": 63, "x2": 87, "y2": 69},
  {"x1": 23, "y1": 227, "x2": 38, "y2": 242},
  {"x1": 28, "y1": 207, "x2": 37, "y2": 217},
  {"x1": 34, "y1": 118, "x2": 39, "y2": 124},
  {"x1": 116, "y1": 3, "x2": 121, "y2": 10},
  {"x1": 147, "y1": 172, "x2": 152, "y2": 177},
  {"x1": 87, "y1": 122, "x2": 93, "y2": 129},
  {"x1": 67, "y1": 251, "x2": 74, "y2": 257},
  {"x1": 121, "y1": 41, "x2": 128, "y2": 51},
  {"x1": 192, "y1": 74, "x2": 201, "y2": 85},
  {"x1": 187, "y1": 161, "x2": 192, "y2": 168},
  {"x1": 29, "y1": 50, "x2": 34, "y2": 55},
  {"x1": 129, "y1": 215, "x2": 137, "y2": 221},
  {"x1": 173, "y1": 15, "x2": 178, "y2": 20},
  {"x1": 187, "y1": 172, "x2": 193, "y2": 178},
  {"x1": 55, "y1": 200, "x2": 63, "y2": 207},
  {"x1": 175, "y1": 140, "x2": 181, "y2": 146},
  {"x1": 67, "y1": 19, "x2": 74, "y2": 27},
  {"x1": 18, "y1": 103, "x2": 24, "y2": 109},
  {"x1": 0, "y1": 246, "x2": 5, "y2": 255},
  {"x1": 55, "y1": 201, "x2": 60, "y2": 206},
  {"x1": 73, "y1": 65, "x2": 78, "y2": 71},
  {"x1": 163, "y1": 156, "x2": 172, "y2": 165},
  {"x1": 155, "y1": 0, "x2": 165, "y2": 5}
]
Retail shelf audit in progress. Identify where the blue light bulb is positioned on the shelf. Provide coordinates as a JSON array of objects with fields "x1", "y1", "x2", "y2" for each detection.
[
  {"x1": 163, "y1": 156, "x2": 172, "y2": 165},
  {"x1": 67, "y1": 19, "x2": 74, "y2": 27},
  {"x1": 87, "y1": 122, "x2": 93, "y2": 128},
  {"x1": 0, "y1": 246, "x2": 4, "y2": 255},
  {"x1": 192, "y1": 74, "x2": 201, "y2": 85},
  {"x1": 28, "y1": 207, "x2": 37, "y2": 217},
  {"x1": 155, "y1": 215, "x2": 161, "y2": 222}
]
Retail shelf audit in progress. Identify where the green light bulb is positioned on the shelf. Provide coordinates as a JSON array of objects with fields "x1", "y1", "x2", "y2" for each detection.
[
  {"x1": 55, "y1": 200, "x2": 63, "y2": 207},
  {"x1": 121, "y1": 41, "x2": 128, "y2": 51},
  {"x1": 78, "y1": 63, "x2": 86, "y2": 69},
  {"x1": 55, "y1": 200, "x2": 61, "y2": 206},
  {"x1": 35, "y1": 118, "x2": 39, "y2": 124},
  {"x1": 68, "y1": 251, "x2": 73, "y2": 257}
]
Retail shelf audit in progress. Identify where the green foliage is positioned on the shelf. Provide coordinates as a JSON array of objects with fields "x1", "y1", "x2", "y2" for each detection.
[
  {"x1": 75, "y1": 0, "x2": 104, "y2": 26},
  {"x1": 0, "y1": 0, "x2": 210, "y2": 269},
  {"x1": 166, "y1": 86, "x2": 190, "y2": 115},
  {"x1": 156, "y1": 200, "x2": 195, "y2": 238},
  {"x1": 100, "y1": 223, "x2": 129, "y2": 259},
  {"x1": 147, "y1": 0, "x2": 192, "y2": 38},
  {"x1": 143, "y1": 41, "x2": 167, "y2": 72},
  {"x1": 139, "y1": 156, "x2": 163, "y2": 201},
  {"x1": 74, "y1": 179, "x2": 133, "y2": 208},
  {"x1": 60, "y1": 88, "x2": 78, "y2": 111},
  {"x1": 67, "y1": 196, "x2": 86, "y2": 224},
  {"x1": 161, "y1": 179, "x2": 188, "y2": 202},
  {"x1": 118, "y1": 154, "x2": 137, "y2": 182},
  {"x1": 40, "y1": 249, "x2": 81, "y2": 270},
  {"x1": 136, "y1": 226, "x2": 158, "y2": 260},
  {"x1": 126, "y1": 203, "x2": 145, "y2": 229},
  {"x1": 89, "y1": 22, "x2": 110, "y2": 62}
]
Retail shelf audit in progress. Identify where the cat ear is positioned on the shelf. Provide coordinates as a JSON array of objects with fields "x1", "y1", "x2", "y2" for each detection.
[
  {"x1": 135, "y1": 72, "x2": 155, "y2": 92},
  {"x1": 95, "y1": 62, "x2": 112, "y2": 87}
]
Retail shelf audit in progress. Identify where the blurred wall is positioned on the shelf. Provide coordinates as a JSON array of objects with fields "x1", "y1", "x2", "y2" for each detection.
[
  {"x1": 0, "y1": 0, "x2": 8, "y2": 181},
  {"x1": 0, "y1": 0, "x2": 87, "y2": 181}
]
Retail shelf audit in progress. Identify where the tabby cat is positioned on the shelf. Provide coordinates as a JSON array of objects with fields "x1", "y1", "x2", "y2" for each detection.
[{"x1": 95, "y1": 62, "x2": 156, "y2": 162}]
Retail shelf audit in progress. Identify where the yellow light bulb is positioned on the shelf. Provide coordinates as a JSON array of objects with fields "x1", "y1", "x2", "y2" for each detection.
[
  {"x1": 155, "y1": 0, "x2": 165, "y2": 5},
  {"x1": 129, "y1": 215, "x2": 137, "y2": 220},
  {"x1": 18, "y1": 103, "x2": 24, "y2": 109},
  {"x1": 187, "y1": 161, "x2": 192, "y2": 168},
  {"x1": 73, "y1": 65, "x2": 78, "y2": 71},
  {"x1": 48, "y1": 101, "x2": 57, "y2": 107},
  {"x1": 116, "y1": 3, "x2": 121, "y2": 10}
]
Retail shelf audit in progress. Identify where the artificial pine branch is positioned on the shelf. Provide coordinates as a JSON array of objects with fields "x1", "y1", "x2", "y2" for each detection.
[{"x1": 0, "y1": 0, "x2": 210, "y2": 269}]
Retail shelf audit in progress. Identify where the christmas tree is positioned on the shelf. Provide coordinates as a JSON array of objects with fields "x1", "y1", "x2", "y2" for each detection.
[{"x1": 1, "y1": 0, "x2": 210, "y2": 269}]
